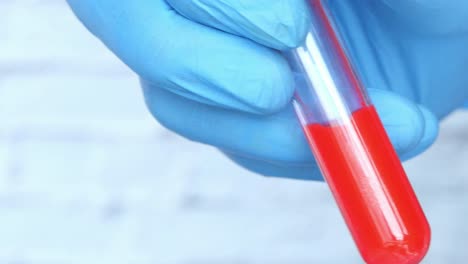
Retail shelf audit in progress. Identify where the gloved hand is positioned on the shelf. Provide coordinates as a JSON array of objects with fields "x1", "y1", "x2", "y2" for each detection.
[{"x1": 67, "y1": 0, "x2": 468, "y2": 180}]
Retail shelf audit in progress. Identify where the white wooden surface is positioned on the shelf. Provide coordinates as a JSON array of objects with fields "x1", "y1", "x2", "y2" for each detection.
[{"x1": 1, "y1": 1, "x2": 467, "y2": 263}]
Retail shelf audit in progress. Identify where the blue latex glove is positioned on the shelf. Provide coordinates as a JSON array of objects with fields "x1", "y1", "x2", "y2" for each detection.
[{"x1": 67, "y1": 0, "x2": 468, "y2": 180}]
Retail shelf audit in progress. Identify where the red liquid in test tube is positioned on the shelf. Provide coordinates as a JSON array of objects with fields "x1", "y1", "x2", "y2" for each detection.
[{"x1": 287, "y1": 1, "x2": 431, "y2": 263}]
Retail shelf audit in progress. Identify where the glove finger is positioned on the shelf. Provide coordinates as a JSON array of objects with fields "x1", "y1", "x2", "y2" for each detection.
[
  {"x1": 222, "y1": 105, "x2": 436, "y2": 180},
  {"x1": 143, "y1": 79, "x2": 437, "y2": 166},
  {"x1": 369, "y1": 88, "x2": 439, "y2": 156},
  {"x1": 222, "y1": 150, "x2": 322, "y2": 181},
  {"x1": 165, "y1": 0, "x2": 310, "y2": 50},
  {"x1": 143, "y1": 81, "x2": 313, "y2": 164},
  {"x1": 67, "y1": 0, "x2": 294, "y2": 114},
  {"x1": 400, "y1": 106, "x2": 439, "y2": 160},
  {"x1": 224, "y1": 94, "x2": 438, "y2": 181}
]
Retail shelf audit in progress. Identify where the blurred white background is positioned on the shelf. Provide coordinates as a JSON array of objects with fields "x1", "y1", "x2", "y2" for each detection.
[{"x1": 1, "y1": 1, "x2": 467, "y2": 263}]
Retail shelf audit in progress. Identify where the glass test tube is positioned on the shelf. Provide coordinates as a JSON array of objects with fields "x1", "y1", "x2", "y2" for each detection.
[{"x1": 287, "y1": 1, "x2": 431, "y2": 264}]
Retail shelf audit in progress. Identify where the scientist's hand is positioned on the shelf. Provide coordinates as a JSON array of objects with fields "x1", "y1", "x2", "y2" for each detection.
[{"x1": 67, "y1": 0, "x2": 468, "y2": 180}]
